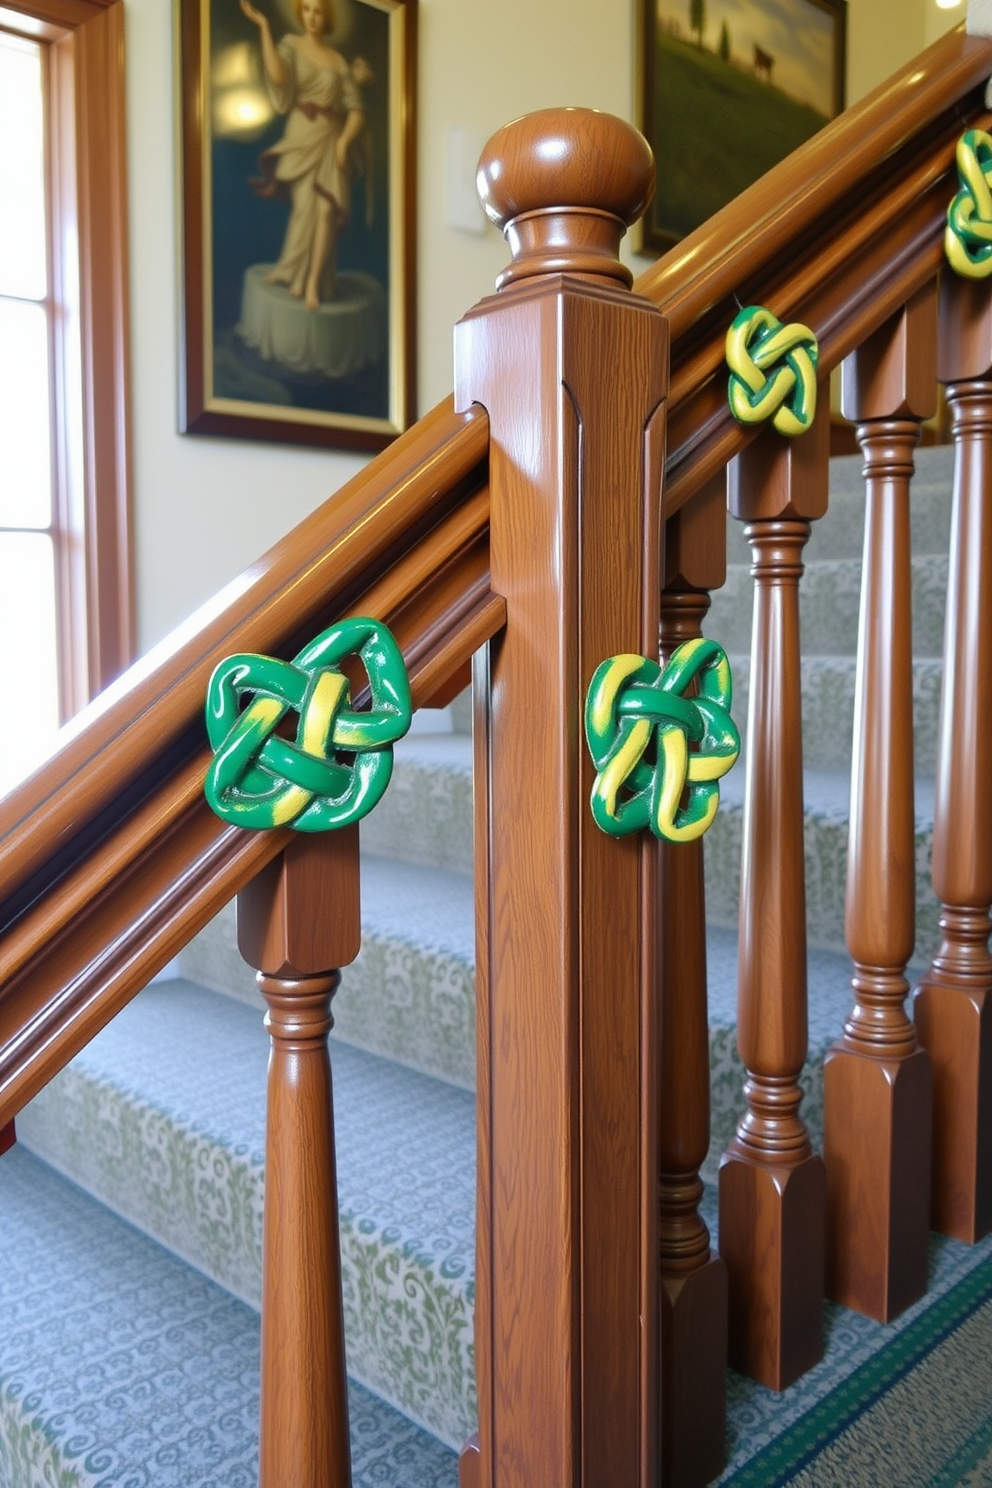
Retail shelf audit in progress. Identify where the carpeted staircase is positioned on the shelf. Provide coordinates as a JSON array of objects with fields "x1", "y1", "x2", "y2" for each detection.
[{"x1": 2, "y1": 444, "x2": 991, "y2": 1486}]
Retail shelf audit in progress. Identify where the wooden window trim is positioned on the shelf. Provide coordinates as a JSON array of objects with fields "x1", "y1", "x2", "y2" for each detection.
[{"x1": 1, "y1": 0, "x2": 133, "y2": 708}]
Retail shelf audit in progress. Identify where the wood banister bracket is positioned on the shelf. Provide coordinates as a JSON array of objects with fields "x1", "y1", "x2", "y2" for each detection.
[
  {"x1": 913, "y1": 274, "x2": 992, "y2": 1244},
  {"x1": 239, "y1": 829, "x2": 360, "y2": 1488},
  {"x1": 824, "y1": 288, "x2": 937, "y2": 1323}
]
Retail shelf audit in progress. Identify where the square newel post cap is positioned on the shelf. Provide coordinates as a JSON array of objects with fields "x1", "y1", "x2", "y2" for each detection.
[{"x1": 475, "y1": 108, "x2": 655, "y2": 292}]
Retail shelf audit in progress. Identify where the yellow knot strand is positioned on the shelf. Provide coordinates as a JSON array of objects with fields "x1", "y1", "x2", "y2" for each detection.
[
  {"x1": 726, "y1": 305, "x2": 819, "y2": 437},
  {"x1": 946, "y1": 128, "x2": 992, "y2": 279}
]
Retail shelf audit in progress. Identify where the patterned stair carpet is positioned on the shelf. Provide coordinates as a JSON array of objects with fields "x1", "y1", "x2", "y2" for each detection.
[
  {"x1": 0, "y1": 1144, "x2": 458, "y2": 1488},
  {"x1": 717, "y1": 1231, "x2": 992, "y2": 1487}
]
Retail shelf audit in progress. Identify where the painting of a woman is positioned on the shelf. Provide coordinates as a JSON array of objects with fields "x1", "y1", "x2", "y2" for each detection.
[{"x1": 240, "y1": 0, "x2": 367, "y2": 310}]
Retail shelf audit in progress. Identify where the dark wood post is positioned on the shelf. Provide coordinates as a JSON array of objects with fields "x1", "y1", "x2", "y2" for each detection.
[
  {"x1": 719, "y1": 398, "x2": 829, "y2": 1391},
  {"x1": 913, "y1": 273, "x2": 992, "y2": 1244},
  {"x1": 824, "y1": 284, "x2": 937, "y2": 1321},
  {"x1": 238, "y1": 828, "x2": 361, "y2": 1488},
  {"x1": 0, "y1": 1119, "x2": 14, "y2": 1156},
  {"x1": 456, "y1": 109, "x2": 666, "y2": 1488},
  {"x1": 658, "y1": 475, "x2": 728, "y2": 1488}
]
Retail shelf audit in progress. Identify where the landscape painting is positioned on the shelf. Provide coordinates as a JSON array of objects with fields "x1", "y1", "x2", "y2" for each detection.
[
  {"x1": 639, "y1": 0, "x2": 846, "y2": 251},
  {"x1": 179, "y1": 0, "x2": 416, "y2": 451}
]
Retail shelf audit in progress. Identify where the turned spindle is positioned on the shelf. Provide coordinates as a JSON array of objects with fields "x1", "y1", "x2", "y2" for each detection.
[
  {"x1": 913, "y1": 273, "x2": 992, "y2": 1244},
  {"x1": 657, "y1": 475, "x2": 728, "y2": 1488},
  {"x1": 719, "y1": 402, "x2": 829, "y2": 1391},
  {"x1": 239, "y1": 828, "x2": 361, "y2": 1488},
  {"x1": 824, "y1": 286, "x2": 936, "y2": 1322},
  {"x1": 458, "y1": 108, "x2": 665, "y2": 1488}
]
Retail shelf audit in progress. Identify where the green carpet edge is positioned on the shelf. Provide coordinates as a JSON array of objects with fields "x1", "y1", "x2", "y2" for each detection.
[{"x1": 723, "y1": 1253, "x2": 992, "y2": 1486}]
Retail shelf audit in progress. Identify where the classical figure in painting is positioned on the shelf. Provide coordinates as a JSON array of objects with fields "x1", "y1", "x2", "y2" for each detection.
[{"x1": 240, "y1": 0, "x2": 369, "y2": 310}]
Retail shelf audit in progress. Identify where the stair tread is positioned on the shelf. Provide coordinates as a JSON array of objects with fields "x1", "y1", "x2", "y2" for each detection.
[
  {"x1": 0, "y1": 1143, "x2": 458, "y2": 1487},
  {"x1": 16, "y1": 980, "x2": 477, "y2": 1449}
]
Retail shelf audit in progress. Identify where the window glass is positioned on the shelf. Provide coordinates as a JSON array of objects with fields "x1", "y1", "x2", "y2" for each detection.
[
  {"x1": 0, "y1": 532, "x2": 60, "y2": 794},
  {"x1": 0, "y1": 33, "x2": 47, "y2": 302},
  {"x1": 0, "y1": 298, "x2": 53, "y2": 528}
]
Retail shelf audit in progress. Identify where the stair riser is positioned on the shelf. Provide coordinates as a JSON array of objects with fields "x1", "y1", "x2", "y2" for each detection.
[
  {"x1": 728, "y1": 655, "x2": 944, "y2": 775},
  {"x1": 16, "y1": 991, "x2": 478, "y2": 1453},
  {"x1": 703, "y1": 800, "x2": 940, "y2": 965},
  {"x1": 708, "y1": 554, "x2": 949, "y2": 661}
]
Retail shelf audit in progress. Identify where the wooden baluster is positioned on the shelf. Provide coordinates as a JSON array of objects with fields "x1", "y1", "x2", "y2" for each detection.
[
  {"x1": 824, "y1": 286, "x2": 937, "y2": 1321},
  {"x1": 657, "y1": 475, "x2": 728, "y2": 1488},
  {"x1": 913, "y1": 273, "x2": 992, "y2": 1244},
  {"x1": 719, "y1": 400, "x2": 829, "y2": 1390},
  {"x1": 0, "y1": 1119, "x2": 14, "y2": 1156},
  {"x1": 238, "y1": 828, "x2": 361, "y2": 1488},
  {"x1": 455, "y1": 110, "x2": 666, "y2": 1488}
]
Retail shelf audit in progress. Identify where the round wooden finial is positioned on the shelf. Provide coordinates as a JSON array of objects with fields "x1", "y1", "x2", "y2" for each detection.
[{"x1": 477, "y1": 108, "x2": 654, "y2": 290}]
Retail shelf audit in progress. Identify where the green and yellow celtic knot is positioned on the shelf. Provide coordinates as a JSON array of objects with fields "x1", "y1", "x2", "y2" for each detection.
[
  {"x1": 726, "y1": 305, "x2": 818, "y2": 437},
  {"x1": 946, "y1": 128, "x2": 992, "y2": 279},
  {"x1": 585, "y1": 639, "x2": 740, "y2": 843},
  {"x1": 204, "y1": 617, "x2": 412, "y2": 832}
]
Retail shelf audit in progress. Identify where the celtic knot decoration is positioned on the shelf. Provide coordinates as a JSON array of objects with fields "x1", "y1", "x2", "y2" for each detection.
[
  {"x1": 726, "y1": 305, "x2": 819, "y2": 437},
  {"x1": 584, "y1": 639, "x2": 740, "y2": 843},
  {"x1": 204, "y1": 617, "x2": 412, "y2": 832},
  {"x1": 945, "y1": 128, "x2": 992, "y2": 279}
]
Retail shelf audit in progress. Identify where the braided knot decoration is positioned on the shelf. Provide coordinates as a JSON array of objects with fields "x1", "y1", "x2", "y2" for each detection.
[
  {"x1": 204, "y1": 617, "x2": 412, "y2": 831},
  {"x1": 585, "y1": 639, "x2": 740, "y2": 843},
  {"x1": 945, "y1": 128, "x2": 992, "y2": 279},
  {"x1": 726, "y1": 305, "x2": 818, "y2": 437}
]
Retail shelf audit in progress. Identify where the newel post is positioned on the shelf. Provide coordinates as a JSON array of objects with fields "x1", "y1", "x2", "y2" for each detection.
[
  {"x1": 913, "y1": 272, "x2": 992, "y2": 1243},
  {"x1": 455, "y1": 110, "x2": 667, "y2": 1488},
  {"x1": 238, "y1": 828, "x2": 361, "y2": 1488}
]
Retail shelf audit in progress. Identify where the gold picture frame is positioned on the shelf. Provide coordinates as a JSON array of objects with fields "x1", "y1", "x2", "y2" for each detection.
[{"x1": 178, "y1": 0, "x2": 416, "y2": 450}]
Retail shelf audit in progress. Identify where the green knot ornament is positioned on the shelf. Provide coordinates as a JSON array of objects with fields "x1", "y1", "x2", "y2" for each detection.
[
  {"x1": 726, "y1": 305, "x2": 818, "y2": 437},
  {"x1": 945, "y1": 128, "x2": 992, "y2": 279},
  {"x1": 204, "y1": 617, "x2": 412, "y2": 831},
  {"x1": 584, "y1": 638, "x2": 740, "y2": 844}
]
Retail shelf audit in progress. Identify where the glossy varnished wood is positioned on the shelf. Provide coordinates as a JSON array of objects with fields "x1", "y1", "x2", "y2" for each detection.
[
  {"x1": 914, "y1": 275, "x2": 992, "y2": 1243},
  {"x1": 657, "y1": 479, "x2": 727, "y2": 1487},
  {"x1": 456, "y1": 109, "x2": 665, "y2": 1488},
  {"x1": 239, "y1": 830, "x2": 361, "y2": 1488},
  {"x1": 719, "y1": 409, "x2": 828, "y2": 1390},
  {"x1": 824, "y1": 291, "x2": 936, "y2": 1321}
]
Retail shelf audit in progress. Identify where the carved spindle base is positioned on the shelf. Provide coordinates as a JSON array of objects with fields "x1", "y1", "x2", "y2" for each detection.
[
  {"x1": 915, "y1": 952, "x2": 992, "y2": 1242},
  {"x1": 0, "y1": 1119, "x2": 14, "y2": 1156},
  {"x1": 823, "y1": 1044, "x2": 932, "y2": 1319},
  {"x1": 459, "y1": 1433, "x2": 481, "y2": 1488},
  {"x1": 718, "y1": 1149, "x2": 825, "y2": 1390},
  {"x1": 660, "y1": 1257, "x2": 728, "y2": 1487}
]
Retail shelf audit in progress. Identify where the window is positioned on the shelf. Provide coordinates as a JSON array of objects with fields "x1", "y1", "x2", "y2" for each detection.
[{"x1": 0, "y1": 0, "x2": 132, "y2": 793}]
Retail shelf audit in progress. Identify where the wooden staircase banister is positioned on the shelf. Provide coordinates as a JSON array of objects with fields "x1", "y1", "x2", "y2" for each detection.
[
  {"x1": 0, "y1": 401, "x2": 502, "y2": 1128},
  {"x1": 636, "y1": 26, "x2": 992, "y2": 514}
]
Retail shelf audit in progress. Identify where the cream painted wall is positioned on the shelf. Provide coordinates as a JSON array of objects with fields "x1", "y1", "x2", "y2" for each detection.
[{"x1": 124, "y1": 0, "x2": 957, "y2": 653}]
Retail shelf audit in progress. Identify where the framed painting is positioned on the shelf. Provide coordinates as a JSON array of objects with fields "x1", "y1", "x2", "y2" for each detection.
[
  {"x1": 638, "y1": 0, "x2": 846, "y2": 253},
  {"x1": 178, "y1": 0, "x2": 416, "y2": 450}
]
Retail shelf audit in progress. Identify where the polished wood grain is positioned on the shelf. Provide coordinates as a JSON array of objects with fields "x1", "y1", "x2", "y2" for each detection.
[
  {"x1": 914, "y1": 274, "x2": 992, "y2": 1243},
  {"x1": 656, "y1": 477, "x2": 727, "y2": 1488},
  {"x1": 824, "y1": 290, "x2": 936, "y2": 1321},
  {"x1": 456, "y1": 108, "x2": 665, "y2": 1488},
  {"x1": 239, "y1": 830, "x2": 360, "y2": 1488},
  {"x1": 719, "y1": 407, "x2": 829, "y2": 1390}
]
